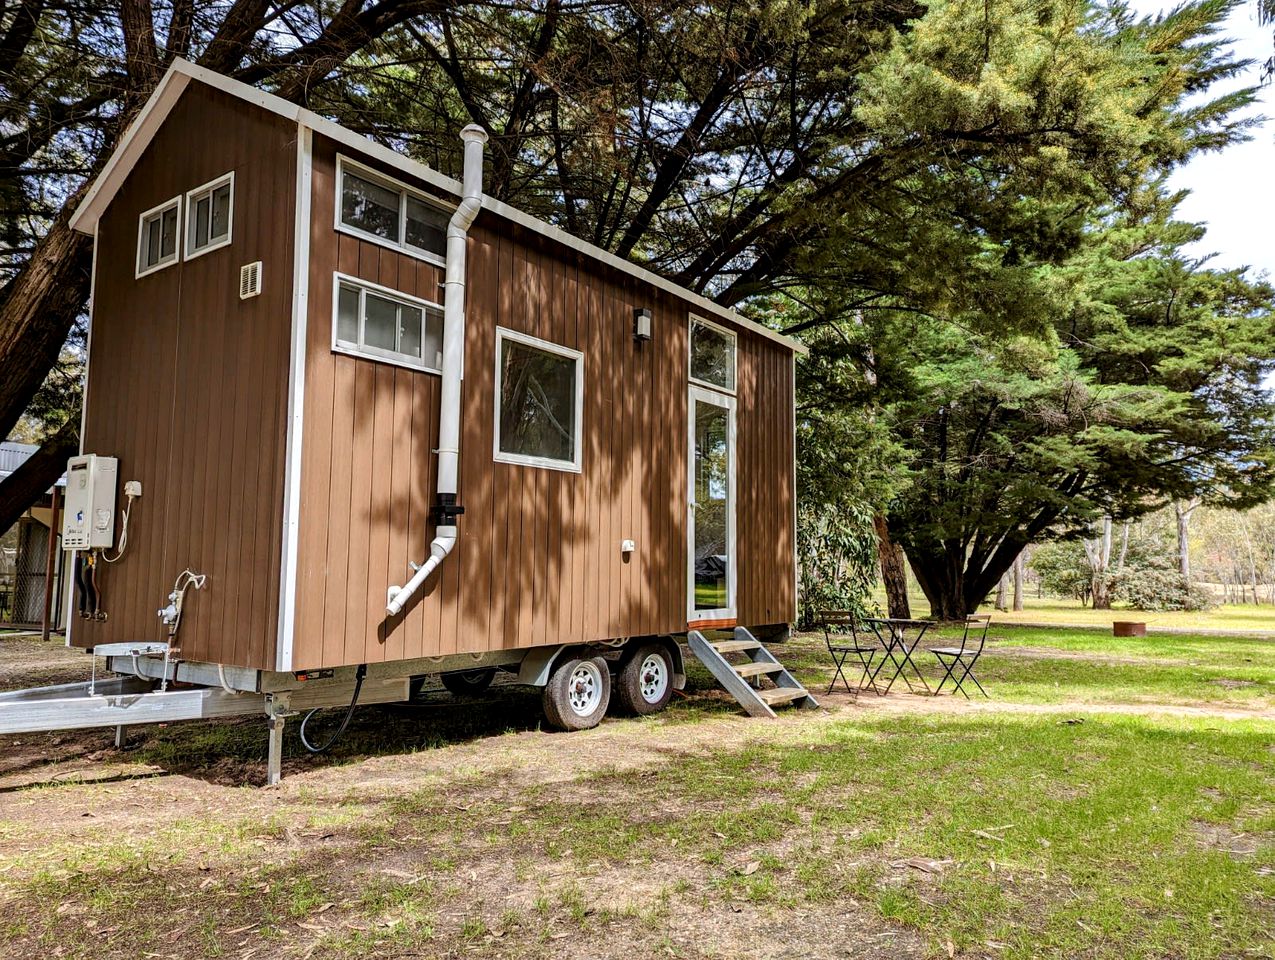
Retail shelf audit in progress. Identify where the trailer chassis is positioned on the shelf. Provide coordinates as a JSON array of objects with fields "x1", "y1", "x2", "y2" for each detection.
[{"x1": 0, "y1": 640, "x2": 687, "y2": 784}]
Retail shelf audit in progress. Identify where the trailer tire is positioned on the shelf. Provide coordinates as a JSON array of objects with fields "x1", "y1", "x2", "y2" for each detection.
[
  {"x1": 615, "y1": 643, "x2": 674, "y2": 715},
  {"x1": 440, "y1": 668, "x2": 496, "y2": 697},
  {"x1": 542, "y1": 656, "x2": 610, "y2": 731}
]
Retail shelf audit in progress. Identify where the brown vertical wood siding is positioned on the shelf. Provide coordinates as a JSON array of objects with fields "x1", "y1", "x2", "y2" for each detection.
[
  {"x1": 292, "y1": 134, "x2": 795, "y2": 670},
  {"x1": 73, "y1": 84, "x2": 296, "y2": 670}
]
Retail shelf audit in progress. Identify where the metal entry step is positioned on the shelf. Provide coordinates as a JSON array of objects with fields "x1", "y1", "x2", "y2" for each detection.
[{"x1": 688, "y1": 627, "x2": 818, "y2": 718}]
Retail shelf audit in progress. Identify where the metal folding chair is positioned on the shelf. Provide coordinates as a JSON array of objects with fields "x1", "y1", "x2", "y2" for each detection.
[
  {"x1": 931, "y1": 615, "x2": 991, "y2": 698},
  {"x1": 820, "y1": 610, "x2": 880, "y2": 697}
]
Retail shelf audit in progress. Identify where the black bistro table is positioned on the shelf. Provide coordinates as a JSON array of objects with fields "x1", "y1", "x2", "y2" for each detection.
[{"x1": 862, "y1": 618, "x2": 934, "y2": 696}]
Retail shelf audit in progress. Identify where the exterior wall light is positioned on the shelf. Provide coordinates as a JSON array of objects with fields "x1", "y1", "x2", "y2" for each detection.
[{"x1": 634, "y1": 307, "x2": 652, "y2": 341}]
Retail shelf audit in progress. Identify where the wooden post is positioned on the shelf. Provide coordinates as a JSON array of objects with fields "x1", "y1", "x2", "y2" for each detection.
[{"x1": 40, "y1": 486, "x2": 61, "y2": 642}]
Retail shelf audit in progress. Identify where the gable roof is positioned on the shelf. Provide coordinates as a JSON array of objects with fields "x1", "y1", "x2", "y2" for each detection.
[{"x1": 71, "y1": 59, "x2": 804, "y2": 354}]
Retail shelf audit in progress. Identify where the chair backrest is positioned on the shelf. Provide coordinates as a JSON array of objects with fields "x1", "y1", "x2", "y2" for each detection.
[
  {"x1": 818, "y1": 610, "x2": 859, "y2": 649},
  {"x1": 961, "y1": 615, "x2": 991, "y2": 654}
]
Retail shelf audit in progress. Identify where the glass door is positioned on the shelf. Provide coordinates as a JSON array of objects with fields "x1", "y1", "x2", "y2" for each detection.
[{"x1": 688, "y1": 385, "x2": 736, "y2": 623}]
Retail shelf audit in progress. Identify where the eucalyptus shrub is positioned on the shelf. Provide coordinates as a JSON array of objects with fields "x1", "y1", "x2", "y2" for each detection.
[
  {"x1": 796, "y1": 499, "x2": 878, "y2": 630},
  {"x1": 1115, "y1": 562, "x2": 1217, "y2": 612}
]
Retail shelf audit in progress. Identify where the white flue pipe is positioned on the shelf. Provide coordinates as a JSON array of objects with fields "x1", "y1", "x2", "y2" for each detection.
[{"x1": 387, "y1": 124, "x2": 488, "y2": 616}]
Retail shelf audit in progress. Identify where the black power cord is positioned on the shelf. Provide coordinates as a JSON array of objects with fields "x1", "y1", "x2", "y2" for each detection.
[{"x1": 299, "y1": 663, "x2": 367, "y2": 754}]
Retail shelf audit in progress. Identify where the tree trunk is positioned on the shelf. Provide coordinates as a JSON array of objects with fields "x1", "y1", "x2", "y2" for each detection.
[
  {"x1": 1174, "y1": 500, "x2": 1198, "y2": 585},
  {"x1": 995, "y1": 572, "x2": 1008, "y2": 611},
  {"x1": 1085, "y1": 516, "x2": 1114, "y2": 610},
  {"x1": 1012, "y1": 551, "x2": 1025, "y2": 611},
  {"x1": 0, "y1": 417, "x2": 79, "y2": 535},
  {"x1": 0, "y1": 192, "x2": 94, "y2": 444},
  {"x1": 873, "y1": 513, "x2": 910, "y2": 619}
]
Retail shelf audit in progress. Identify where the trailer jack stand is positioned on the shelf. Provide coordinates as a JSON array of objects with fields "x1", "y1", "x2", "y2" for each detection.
[{"x1": 265, "y1": 694, "x2": 295, "y2": 786}]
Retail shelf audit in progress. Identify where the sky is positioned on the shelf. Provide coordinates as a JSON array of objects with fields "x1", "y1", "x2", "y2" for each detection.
[{"x1": 1126, "y1": 0, "x2": 1274, "y2": 278}]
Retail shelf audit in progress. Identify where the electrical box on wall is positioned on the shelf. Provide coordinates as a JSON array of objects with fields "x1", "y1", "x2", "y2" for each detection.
[{"x1": 62, "y1": 454, "x2": 119, "y2": 550}]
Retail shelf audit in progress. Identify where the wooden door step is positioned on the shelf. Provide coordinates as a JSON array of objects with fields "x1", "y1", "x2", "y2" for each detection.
[
  {"x1": 734, "y1": 662, "x2": 784, "y2": 679},
  {"x1": 757, "y1": 687, "x2": 809, "y2": 705},
  {"x1": 712, "y1": 639, "x2": 761, "y2": 654}
]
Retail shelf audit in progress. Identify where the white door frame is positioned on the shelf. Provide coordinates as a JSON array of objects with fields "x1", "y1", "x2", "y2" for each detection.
[{"x1": 687, "y1": 384, "x2": 737, "y2": 624}]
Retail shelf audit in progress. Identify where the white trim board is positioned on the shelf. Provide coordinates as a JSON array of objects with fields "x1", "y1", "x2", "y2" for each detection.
[
  {"x1": 275, "y1": 123, "x2": 313, "y2": 673},
  {"x1": 69, "y1": 59, "x2": 805, "y2": 356}
]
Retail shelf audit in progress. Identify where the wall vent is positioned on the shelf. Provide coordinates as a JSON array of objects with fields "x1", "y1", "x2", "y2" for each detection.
[{"x1": 239, "y1": 261, "x2": 262, "y2": 299}]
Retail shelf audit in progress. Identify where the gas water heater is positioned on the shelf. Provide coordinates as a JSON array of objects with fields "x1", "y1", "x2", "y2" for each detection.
[{"x1": 62, "y1": 454, "x2": 118, "y2": 550}]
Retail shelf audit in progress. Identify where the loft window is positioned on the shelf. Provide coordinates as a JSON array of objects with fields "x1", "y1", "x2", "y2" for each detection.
[
  {"x1": 689, "y1": 316, "x2": 737, "y2": 393},
  {"x1": 333, "y1": 274, "x2": 444, "y2": 373},
  {"x1": 337, "y1": 156, "x2": 451, "y2": 264},
  {"x1": 494, "y1": 328, "x2": 583, "y2": 472},
  {"x1": 136, "y1": 196, "x2": 180, "y2": 277},
  {"x1": 185, "y1": 172, "x2": 234, "y2": 258}
]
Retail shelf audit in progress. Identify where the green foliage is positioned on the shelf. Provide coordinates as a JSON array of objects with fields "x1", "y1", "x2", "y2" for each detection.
[
  {"x1": 789, "y1": 0, "x2": 1275, "y2": 618},
  {"x1": 1031, "y1": 535, "x2": 1217, "y2": 611},
  {"x1": 1114, "y1": 561, "x2": 1217, "y2": 612},
  {"x1": 796, "y1": 499, "x2": 878, "y2": 629},
  {"x1": 1031, "y1": 541, "x2": 1095, "y2": 602}
]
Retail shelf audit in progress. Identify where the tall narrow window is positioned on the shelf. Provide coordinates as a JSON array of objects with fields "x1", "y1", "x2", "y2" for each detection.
[
  {"x1": 336, "y1": 157, "x2": 452, "y2": 266},
  {"x1": 185, "y1": 173, "x2": 234, "y2": 258},
  {"x1": 689, "y1": 316, "x2": 737, "y2": 393},
  {"x1": 332, "y1": 275, "x2": 444, "y2": 372},
  {"x1": 136, "y1": 197, "x2": 181, "y2": 277},
  {"x1": 494, "y1": 328, "x2": 583, "y2": 472}
]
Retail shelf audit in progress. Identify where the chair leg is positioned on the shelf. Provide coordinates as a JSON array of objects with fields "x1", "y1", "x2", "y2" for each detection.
[
  {"x1": 853, "y1": 650, "x2": 879, "y2": 697},
  {"x1": 958, "y1": 654, "x2": 988, "y2": 698},
  {"x1": 827, "y1": 651, "x2": 853, "y2": 695},
  {"x1": 950, "y1": 655, "x2": 984, "y2": 699},
  {"x1": 933, "y1": 653, "x2": 959, "y2": 696}
]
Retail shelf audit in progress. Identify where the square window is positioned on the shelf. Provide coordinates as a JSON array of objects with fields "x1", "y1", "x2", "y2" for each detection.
[
  {"x1": 341, "y1": 170, "x2": 401, "y2": 243},
  {"x1": 332, "y1": 276, "x2": 444, "y2": 373},
  {"x1": 405, "y1": 196, "x2": 448, "y2": 258},
  {"x1": 495, "y1": 329, "x2": 583, "y2": 471},
  {"x1": 185, "y1": 173, "x2": 234, "y2": 258},
  {"x1": 689, "y1": 317, "x2": 736, "y2": 392},
  {"x1": 137, "y1": 197, "x2": 181, "y2": 276}
]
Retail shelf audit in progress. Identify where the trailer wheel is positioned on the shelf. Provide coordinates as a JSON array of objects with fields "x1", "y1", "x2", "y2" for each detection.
[
  {"x1": 542, "y1": 656, "x2": 610, "y2": 731},
  {"x1": 615, "y1": 643, "x2": 674, "y2": 715},
  {"x1": 440, "y1": 668, "x2": 496, "y2": 697}
]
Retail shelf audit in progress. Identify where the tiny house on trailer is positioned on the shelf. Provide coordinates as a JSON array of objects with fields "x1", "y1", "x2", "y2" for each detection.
[{"x1": 1, "y1": 60, "x2": 813, "y2": 779}]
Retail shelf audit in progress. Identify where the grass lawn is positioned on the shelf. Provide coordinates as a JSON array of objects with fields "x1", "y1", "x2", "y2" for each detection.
[
  {"x1": 875, "y1": 591, "x2": 1275, "y2": 634},
  {"x1": 0, "y1": 627, "x2": 1270, "y2": 958}
]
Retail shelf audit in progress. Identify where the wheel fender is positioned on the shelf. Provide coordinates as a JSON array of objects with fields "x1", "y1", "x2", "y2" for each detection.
[
  {"x1": 619, "y1": 637, "x2": 685, "y2": 691},
  {"x1": 517, "y1": 645, "x2": 581, "y2": 688}
]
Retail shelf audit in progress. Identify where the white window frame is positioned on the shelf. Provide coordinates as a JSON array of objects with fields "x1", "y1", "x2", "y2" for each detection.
[
  {"x1": 688, "y1": 313, "x2": 738, "y2": 395},
  {"x1": 135, "y1": 195, "x2": 182, "y2": 278},
  {"x1": 183, "y1": 171, "x2": 235, "y2": 261},
  {"x1": 493, "y1": 327, "x2": 585, "y2": 473},
  {"x1": 335, "y1": 155, "x2": 453, "y2": 268},
  {"x1": 330, "y1": 272, "x2": 444, "y2": 374},
  {"x1": 687, "y1": 384, "x2": 737, "y2": 623}
]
